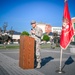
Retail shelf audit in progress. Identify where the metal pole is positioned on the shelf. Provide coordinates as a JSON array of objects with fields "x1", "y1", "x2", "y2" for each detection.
[
  {"x1": 59, "y1": 48, "x2": 63, "y2": 72},
  {"x1": 56, "y1": 48, "x2": 65, "y2": 73}
]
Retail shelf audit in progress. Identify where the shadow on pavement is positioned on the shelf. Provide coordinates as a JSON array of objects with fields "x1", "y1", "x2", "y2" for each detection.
[
  {"x1": 41, "y1": 56, "x2": 54, "y2": 67},
  {"x1": 62, "y1": 56, "x2": 74, "y2": 70}
]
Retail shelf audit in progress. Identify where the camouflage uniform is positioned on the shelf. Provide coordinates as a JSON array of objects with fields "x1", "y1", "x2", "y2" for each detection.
[{"x1": 30, "y1": 26, "x2": 43, "y2": 67}]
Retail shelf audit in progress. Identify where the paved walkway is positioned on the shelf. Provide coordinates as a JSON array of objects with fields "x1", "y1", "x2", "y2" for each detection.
[
  {"x1": 0, "y1": 52, "x2": 44, "y2": 75},
  {"x1": 0, "y1": 48, "x2": 75, "y2": 75}
]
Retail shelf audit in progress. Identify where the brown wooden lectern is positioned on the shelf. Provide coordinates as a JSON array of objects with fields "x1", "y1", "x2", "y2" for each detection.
[{"x1": 19, "y1": 36, "x2": 35, "y2": 69}]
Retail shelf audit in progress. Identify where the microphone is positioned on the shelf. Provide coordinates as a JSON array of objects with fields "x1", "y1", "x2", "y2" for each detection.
[
  {"x1": 31, "y1": 28, "x2": 33, "y2": 30},
  {"x1": 31, "y1": 28, "x2": 35, "y2": 35},
  {"x1": 31, "y1": 28, "x2": 34, "y2": 35}
]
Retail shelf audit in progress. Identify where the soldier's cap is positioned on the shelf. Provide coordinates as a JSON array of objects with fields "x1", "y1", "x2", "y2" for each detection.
[{"x1": 31, "y1": 20, "x2": 36, "y2": 24}]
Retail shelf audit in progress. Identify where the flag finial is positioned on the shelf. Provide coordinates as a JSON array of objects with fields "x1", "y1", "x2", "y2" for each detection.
[{"x1": 64, "y1": 0, "x2": 67, "y2": 2}]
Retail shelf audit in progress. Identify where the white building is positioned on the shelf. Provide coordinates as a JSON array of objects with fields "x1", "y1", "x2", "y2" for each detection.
[
  {"x1": 52, "y1": 27, "x2": 62, "y2": 34},
  {"x1": 12, "y1": 35, "x2": 20, "y2": 40},
  {"x1": 37, "y1": 23, "x2": 47, "y2": 33},
  {"x1": 71, "y1": 17, "x2": 75, "y2": 41},
  {"x1": 37, "y1": 22, "x2": 62, "y2": 34}
]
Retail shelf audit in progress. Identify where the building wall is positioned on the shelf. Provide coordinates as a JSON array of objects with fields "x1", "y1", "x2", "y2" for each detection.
[
  {"x1": 71, "y1": 17, "x2": 75, "y2": 30},
  {"x1": 12, "y1": 35, "x2": 20, "y2": 40},
  {"x1": 37, "y1": 23, "x2": 46, "y2": 33},
  {"x1": 71, "y1": 17, "x2": 75, "y2": 41},
  {"x1": 52, "y1": 27, "x2": 62, "y2": 34},
  {"x1": 45, "y1": 24, "x2": 52, "y2": 34},
  {"x1": 37, "y1": 23, "x2": 62, "y2": 34}
]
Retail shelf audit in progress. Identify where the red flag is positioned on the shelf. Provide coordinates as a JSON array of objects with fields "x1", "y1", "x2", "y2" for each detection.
[{"x1": 60, "y1": 0, "x2": 74, "y2": 49}]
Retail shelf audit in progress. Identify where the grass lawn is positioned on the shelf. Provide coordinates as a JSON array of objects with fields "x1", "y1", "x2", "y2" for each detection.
[
  {"x1": 0, "y1": 45, "x2": 19, "y2": 49},
  {"x1": 0, "y1": 43, "x2": 60, "y2": 49},
  {"x1": 41, "y1": 43, "x2": 51, "y2": 49}
]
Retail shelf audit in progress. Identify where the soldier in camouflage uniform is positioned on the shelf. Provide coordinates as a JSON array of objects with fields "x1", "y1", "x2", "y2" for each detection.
[{"x1": 30, "y1": 21, "x2": 43, "y2": 68}]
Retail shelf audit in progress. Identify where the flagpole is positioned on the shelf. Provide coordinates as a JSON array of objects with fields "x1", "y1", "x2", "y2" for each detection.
[
  {"x1": 56, "y1": 48, "x2": 65, "y2": 73},
  {"x1": 59, "y1": 48, "x2": 63, "y2": 73},
  {"x1": 56, "y1": 0, "x2": 74, "y2": 73}
]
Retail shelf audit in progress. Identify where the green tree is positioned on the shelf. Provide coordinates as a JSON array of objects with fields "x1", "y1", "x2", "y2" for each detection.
[
  {"x1": 21, "y1": 31, "x2": 29, "y2": 36},
  {"x1": 43, "y1": 34, "x2": 50, "y2": 42}
]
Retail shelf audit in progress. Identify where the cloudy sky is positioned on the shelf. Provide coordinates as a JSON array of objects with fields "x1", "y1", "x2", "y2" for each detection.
[{"x1": 0, "y1": 0, "x2": 75, "y2": 32}]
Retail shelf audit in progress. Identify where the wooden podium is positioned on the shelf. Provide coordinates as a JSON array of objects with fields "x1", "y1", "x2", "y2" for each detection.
[{"x1": 19, "y1": 36, "x2": 35, "y2": 69}]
